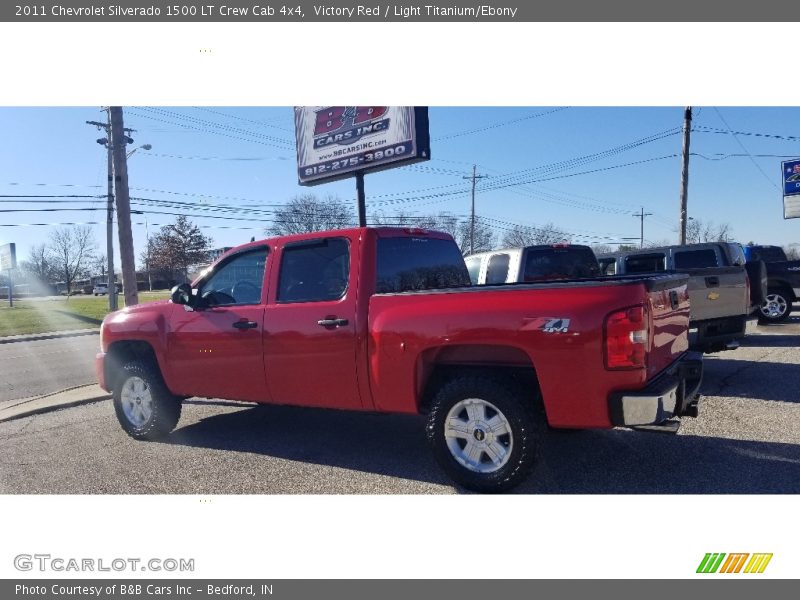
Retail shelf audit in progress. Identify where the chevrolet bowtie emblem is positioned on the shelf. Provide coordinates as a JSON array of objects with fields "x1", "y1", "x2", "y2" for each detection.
[{"x1": 708, "y1": 292, "x2": 720, "y2": 300}]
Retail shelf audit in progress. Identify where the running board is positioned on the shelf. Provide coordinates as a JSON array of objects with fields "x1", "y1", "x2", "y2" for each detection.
[{"x1": 630, "y1": 419, "x2": 681, "y2": 434}]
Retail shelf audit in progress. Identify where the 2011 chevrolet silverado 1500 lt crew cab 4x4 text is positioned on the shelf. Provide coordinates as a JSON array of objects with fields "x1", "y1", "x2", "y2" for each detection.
[{"x1": 96, "y1": 227, "x2": 702, "y2": 492}]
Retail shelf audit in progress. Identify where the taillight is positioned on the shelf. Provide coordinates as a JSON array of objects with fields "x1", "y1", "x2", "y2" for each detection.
[{"x1": 604, "y1": 304, "x2": 648, "y2": 370}]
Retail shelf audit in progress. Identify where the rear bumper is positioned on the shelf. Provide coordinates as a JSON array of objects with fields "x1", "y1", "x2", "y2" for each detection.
[
  {"x1": 608, "y1": 352, "x2": 703, "y2": 427},
  {"x1": 689, "y1": 315, "x2": 746, "y2": 352},
  {"x1": 95, "y1": 352, "x2": 108, "y2": 392}
]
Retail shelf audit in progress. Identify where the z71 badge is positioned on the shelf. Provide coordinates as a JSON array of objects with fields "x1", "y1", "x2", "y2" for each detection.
[{"x1": 542, "y1": 318, "x2": 571, "y2": 333}]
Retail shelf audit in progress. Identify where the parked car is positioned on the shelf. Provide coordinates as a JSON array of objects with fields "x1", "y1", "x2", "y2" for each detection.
[
  {"x1": 465, "y1": 244, "x2": 600, "y2": 284},
  {"x1": 598, "y1": 242, "x2": 760, "y2": 353},
  {"x1": 743, "y1": 245, "x2": 800, "y2": 322},
  {"x1": 96, "y1": 227, "x2": 701, "y2": 492},
  {"x1": 93, "y1": 283, "x2": 120, "y2": 296}
]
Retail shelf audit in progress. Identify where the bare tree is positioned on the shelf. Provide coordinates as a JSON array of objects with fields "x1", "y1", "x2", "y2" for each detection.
[
  {"x1": 784, "y1": 245, "x2": 800, "y2": 260},
  {"x1": 20, "y1": 243, "x2": 56, "y2": 284},
  {"x1": 410, "y1": 212, "x2": 495, "y2": 255},
  {"x1": 684, "y1": 219, "x2": 734, "y2": 244},
  {"x1": 49, "y1": 226, "x2": 97, "y2": 295},
  {"x1": 268, "y1": 194, "x2": 354, "y2": 235},
  {"x1": 591, "y1": 244, "x2": 614, "y2": 255},
  {"x1": 501, "y1": 222, "x2": 570, "y2": 248}
]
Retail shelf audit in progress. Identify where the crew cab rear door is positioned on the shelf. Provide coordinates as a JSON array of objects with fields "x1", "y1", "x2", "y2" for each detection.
[{"x1": 263, "y1": 234, "x2": 362, "y2": 409}]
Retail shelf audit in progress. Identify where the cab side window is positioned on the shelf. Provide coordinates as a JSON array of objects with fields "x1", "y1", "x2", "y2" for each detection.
[
  {"x1": 277, "y1": 238, "x2": 350, "y2": 303},
  {"x1": 199, "y1": 248, "x2": 268, "y2": 306},
  {"x1": 485, "y1": 254, "x2": 510, "y2": 284}
]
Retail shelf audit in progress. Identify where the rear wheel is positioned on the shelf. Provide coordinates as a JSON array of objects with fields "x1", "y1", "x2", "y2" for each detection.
[
  {"x1": 426, "y1": 374, "x2": 538, "y2": 493},
  {"x1": 759, "y1": 289, "x2": 792, "y2": 323},
  {"x1": 113, "y1": 360, "x2": 182, "y2": 440}
]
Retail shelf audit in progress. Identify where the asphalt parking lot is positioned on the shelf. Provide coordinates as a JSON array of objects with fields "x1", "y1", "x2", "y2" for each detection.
[{"x1": 1, "y1": 317, "x2": 798, "y2": 494}]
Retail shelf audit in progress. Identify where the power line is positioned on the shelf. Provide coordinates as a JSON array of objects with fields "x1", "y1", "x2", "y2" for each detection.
[
  {"x1": 712, "y1": 107, "x2": 781, "y2": 192},
  {"x1": 693, "y1": 125, "x2": 800, "y2": 143},
  {"x1": 434, "y1": 107, "x2": 569, "y2": 141}
]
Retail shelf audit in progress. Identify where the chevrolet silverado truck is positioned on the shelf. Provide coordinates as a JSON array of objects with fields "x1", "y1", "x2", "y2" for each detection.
[
  {"x1": 465, "y1": 244, "x2": 600, "y2": 284},
  {"x1": 743, "y1": 244, "x2": 800, "y2": 323},
  {"x1": 597, "y1": 242, "x2": 758, "y2": 353},
  {"x1": 96, "y1": 227, "x2": 702, "y2": 492}
]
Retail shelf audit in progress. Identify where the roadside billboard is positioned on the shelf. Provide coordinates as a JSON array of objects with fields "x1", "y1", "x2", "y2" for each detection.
[
  {"x1": 0, "y1": 242, "x2": 16, "y2": 271},
  {"x1": 294, "y1": 106, "x2": 430, "y2": 185},
  {"x1": 782, "y1": 158, "x2": 800, "y2": 219}
]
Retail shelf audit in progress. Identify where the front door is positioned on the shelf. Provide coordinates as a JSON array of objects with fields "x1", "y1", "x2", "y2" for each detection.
[{"x1": 168, "y1": 246, "x2": 270, "y2": 403}]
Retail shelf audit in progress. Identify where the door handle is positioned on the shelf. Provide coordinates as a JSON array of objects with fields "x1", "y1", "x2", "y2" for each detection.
[
  {"x1": 705, "y1": 276, "x2": 720, "y2": 287},
  {"x1": 317, "y1": 317, "x2": 349, "y2": 328},
  {"x1": 232, "y1": 320, "x2": 258, "y2": 329}
]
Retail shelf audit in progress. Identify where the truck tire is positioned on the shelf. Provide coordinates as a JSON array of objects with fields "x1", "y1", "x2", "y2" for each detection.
[
  {"x1": 759, "y1": 288, "x2": 792, "y2": 323},
  {"x1": 426, "y1": 374, "x2": 538, "y2": 493},
  {"x1": 113, "y1": 360, "x2": 182, "y2": 440}
]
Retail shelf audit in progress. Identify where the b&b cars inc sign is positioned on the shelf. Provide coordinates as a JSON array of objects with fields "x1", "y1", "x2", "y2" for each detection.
[{"x1": 294, "y1": 107, "x2": 430, "y2": 185}]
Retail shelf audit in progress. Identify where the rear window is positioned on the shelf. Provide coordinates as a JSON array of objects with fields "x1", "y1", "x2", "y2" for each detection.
[
  {"x1": 625, "y1": 253, "x2": 666, "y2": 274},
  {"x1": 376, "y1": 237, "x2": 471, "y2": 293},
  {"x1": 523, "y1": 247, "x2": 600, "y2": 281},
  {"x1": 485, "y1": 254, "x2": 510, "y2": 284},
  {"x1": 673, "y1": 249, "x2": 719, "y2": 269}
]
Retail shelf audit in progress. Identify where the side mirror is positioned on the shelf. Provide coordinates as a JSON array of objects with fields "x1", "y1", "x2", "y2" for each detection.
[{"x1": 170, "y1": 283, "x2": 193, "y2": 306}]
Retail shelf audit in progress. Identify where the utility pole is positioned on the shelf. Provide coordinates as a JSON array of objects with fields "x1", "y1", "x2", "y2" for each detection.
[
  {"x1": 463, "y1": 165, "x2": 487, "y2": 254},
  {"x1": 678, "y1": 106, "x2": 692, "y2": 245},
  {"x1": 87, "y1": 116, "x2": 119, "y2": 311},
  {"x1": 109, "y1": 107, "x2": 139, "y2": 307},
  {"x1": 633, "y1": 207, "x2": 653, "y2": 248}
]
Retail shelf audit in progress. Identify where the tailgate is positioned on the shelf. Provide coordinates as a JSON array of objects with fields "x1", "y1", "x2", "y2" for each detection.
[
  {"x1": 646, "y1": 276, "x2": 691, "y2": 379},
  {"x1": 683, "y1": 267, "x2": 748, "y2": 322}
]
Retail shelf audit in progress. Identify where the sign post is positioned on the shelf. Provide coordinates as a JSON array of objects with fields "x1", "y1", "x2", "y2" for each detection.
[
  {"x1": 0, "y1": 243, "x2": 17, "y2": 307},
  {"x1": 782, "y1": 158, "x2": 800, "y2": 219},
  {"x1": 294, "y1": 106, "x2": 430, "y2": 226}
]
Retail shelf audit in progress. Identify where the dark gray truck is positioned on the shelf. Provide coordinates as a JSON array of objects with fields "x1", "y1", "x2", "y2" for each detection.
[
  {"x1": 598, "y1": 242, "x2": 761, "y2": 353},
  {"x1": 743, "y1": 245, "x2": 800, "y2": 323}
]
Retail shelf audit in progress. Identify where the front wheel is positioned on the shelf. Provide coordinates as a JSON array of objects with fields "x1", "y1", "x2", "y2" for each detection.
[
  {"x1": 426, "y1": 374, "x2": 538, "y2": 493},
  {"x1": 113, "y1": 360, "x2": 182, "y2": 440},
  {"x1": 759, "y1": 289, "x2": 792, "y2": 323}
]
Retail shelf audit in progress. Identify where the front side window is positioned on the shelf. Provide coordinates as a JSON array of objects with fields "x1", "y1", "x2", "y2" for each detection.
[
  {"x1": 199, "y1": 248, "x2": 268, "y2": 306},
  {"x1": 277, "y1": 238, "x2": 350, "y2": 303}
]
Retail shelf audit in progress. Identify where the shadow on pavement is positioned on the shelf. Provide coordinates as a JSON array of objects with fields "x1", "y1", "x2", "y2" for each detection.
[
  {"x1": 53, "y1": 310, "x2": 103, "y2": 325},
  {"x1": 168, "y1": 403, "x2": 451, "y2": 489},
  {"x1": 164, "y1": 402, "x2": 800, "y2": 494}
]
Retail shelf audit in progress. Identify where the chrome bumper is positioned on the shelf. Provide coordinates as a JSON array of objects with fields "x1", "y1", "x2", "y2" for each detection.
[{"x1": 609, "y1": 352, "x2": 703, "y2": 427}]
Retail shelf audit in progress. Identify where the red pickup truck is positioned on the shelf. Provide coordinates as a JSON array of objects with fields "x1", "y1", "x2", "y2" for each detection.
[{"x1": 96, "y1": 227, "x2": 702, "y2": 492}]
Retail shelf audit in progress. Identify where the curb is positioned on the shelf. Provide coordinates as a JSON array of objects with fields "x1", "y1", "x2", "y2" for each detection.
[
  {"x1": 0, "y1": 384, "x2": 111, "y2": 423},
  {"x1": 0, "y1": 328, "x2": 99, "y2": 345}
]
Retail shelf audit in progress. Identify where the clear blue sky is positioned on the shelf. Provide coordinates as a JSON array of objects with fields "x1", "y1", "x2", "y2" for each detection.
[{"x1": 1, "y1": 106, "x2": 799, "y2": 272}]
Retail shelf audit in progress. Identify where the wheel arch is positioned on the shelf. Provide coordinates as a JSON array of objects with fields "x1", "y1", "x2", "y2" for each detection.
[
  {"x1": 415, "y1": 344, "x2": 543, "y2": 416},
  {"x1": 105, "y1": 340, "x2": 162, "y2": 392}
]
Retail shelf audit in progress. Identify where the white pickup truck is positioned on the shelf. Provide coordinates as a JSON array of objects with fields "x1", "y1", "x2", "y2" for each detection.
[{"x1": 465, "y1": 244, "x2": 601, "y2": 285}]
